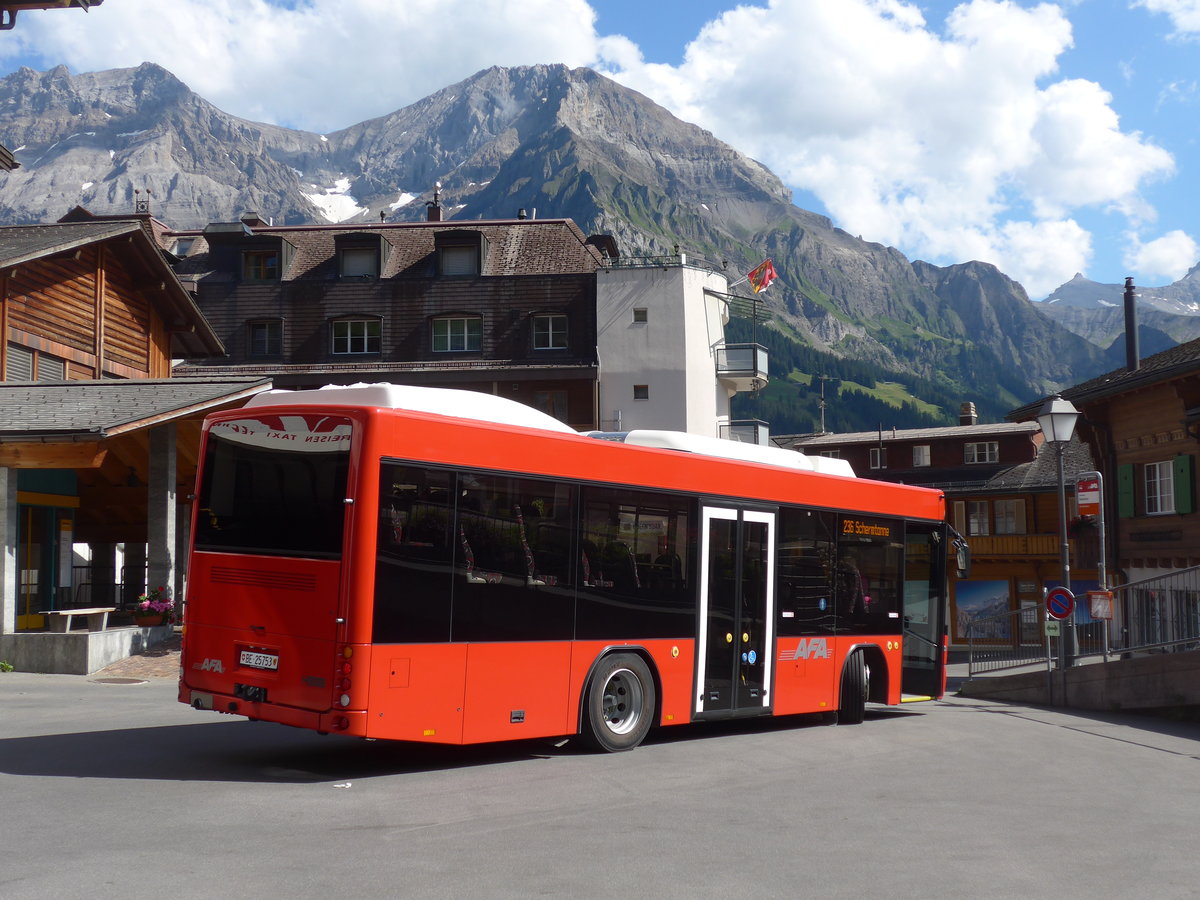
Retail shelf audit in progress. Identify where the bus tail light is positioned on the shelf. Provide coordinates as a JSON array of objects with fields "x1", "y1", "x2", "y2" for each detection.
[
  {"x1": 332, "y1": 716, "x2": 350, "y2": 731},
  {"x1": 338, "y1": 694, "x2": 351, "y2": 707}
]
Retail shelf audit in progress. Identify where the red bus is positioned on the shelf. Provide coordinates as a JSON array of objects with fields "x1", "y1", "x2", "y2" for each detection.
[{"x1": 178, "y1": 384, "x2": 955, "y2": 751}]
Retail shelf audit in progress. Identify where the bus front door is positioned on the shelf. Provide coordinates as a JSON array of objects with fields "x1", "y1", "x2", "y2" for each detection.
[
  {"x1": 696, "y1": 507, "x2": 776, "y2": 718},
  {"x1": 901, "y1": 523, "x2": 948, "y2": 699}
]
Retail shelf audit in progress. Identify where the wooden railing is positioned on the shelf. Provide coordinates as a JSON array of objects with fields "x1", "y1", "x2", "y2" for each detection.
[{"x1": 966, "y1": 533, "x2": 1060, "y2": 558}]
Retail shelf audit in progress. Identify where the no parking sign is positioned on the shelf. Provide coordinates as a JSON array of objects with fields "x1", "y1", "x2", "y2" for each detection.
[{"x1": 1046, "y1": 586, "x2": 1075, "y2": 621}]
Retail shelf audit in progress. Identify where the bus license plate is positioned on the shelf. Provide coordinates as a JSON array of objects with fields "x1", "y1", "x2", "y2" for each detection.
[{"x1": 239, "y1": 650, "x2": 279, "y2": 671}]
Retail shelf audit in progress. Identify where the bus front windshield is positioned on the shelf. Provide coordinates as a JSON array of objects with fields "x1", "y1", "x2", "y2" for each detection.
[{"x1": 194, "y1": 414, "x2": 352, "y2": 559}]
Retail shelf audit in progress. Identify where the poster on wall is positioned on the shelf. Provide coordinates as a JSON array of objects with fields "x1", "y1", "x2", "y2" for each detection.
[{"x1": 952, "y1": 579, "x2": 1012, "y2": 642}]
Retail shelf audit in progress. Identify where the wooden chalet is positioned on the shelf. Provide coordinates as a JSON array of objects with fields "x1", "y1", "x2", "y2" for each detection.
[
  {"x1": 1012, "y1": 336, "x2": 1200, "y2": 583},
  {"x1": 0, "y1": 217, "x2": 270, "y2": 673}
]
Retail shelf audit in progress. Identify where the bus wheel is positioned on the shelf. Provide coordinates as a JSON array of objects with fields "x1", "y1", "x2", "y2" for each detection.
[
  {"x1": 582, "y1": 653, "x2": 655, "y2": 752},
  {"x1": 837, "y1": 651, "x2": 868, "y2": 725}
]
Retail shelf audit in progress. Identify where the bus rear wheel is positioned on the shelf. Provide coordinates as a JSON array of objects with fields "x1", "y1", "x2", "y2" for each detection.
[
  {"x1": 837, "y1": 651, "x2": 868, "y2": 725},
  {"x1": 581, "y1": 653, "x2": 655, "y2": 752}
]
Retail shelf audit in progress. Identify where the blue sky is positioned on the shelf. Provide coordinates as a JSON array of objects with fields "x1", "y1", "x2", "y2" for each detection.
[{"x1": 2, "y1": 0, "x2": 1198, "y2": 299}]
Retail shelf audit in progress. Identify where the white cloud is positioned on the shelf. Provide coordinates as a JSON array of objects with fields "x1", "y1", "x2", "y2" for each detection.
[
  {"x1": 1134, "y1": 0, "x2": 1200, "y2": 36},
  {"x1": 596, "y1": 0, "x2": 1176, "y2": 297},
  {"x1": 0, "y1": 0, "x2": 603, "y2": 132},
  {"x1": 1125, "y1": 229, "x2": 1200, "y2": 281},
  {"x1": 0, "y1": 0, "x2": 1185, "y2": 298}
]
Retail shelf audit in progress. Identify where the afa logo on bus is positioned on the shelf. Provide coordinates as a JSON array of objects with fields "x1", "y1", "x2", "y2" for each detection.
[{"x1": 778, "y1": 638, "x2": 832, "y2": 661}]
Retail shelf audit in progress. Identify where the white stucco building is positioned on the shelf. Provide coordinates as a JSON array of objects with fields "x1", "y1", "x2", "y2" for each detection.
[{"x1": 595, "y1": 254, "x2": 768, "y2": 440}]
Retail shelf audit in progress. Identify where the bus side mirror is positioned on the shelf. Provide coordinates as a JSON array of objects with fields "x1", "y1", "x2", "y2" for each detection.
[{"x1": 954, "y1": 539, "x2": 971, "y2": 580}]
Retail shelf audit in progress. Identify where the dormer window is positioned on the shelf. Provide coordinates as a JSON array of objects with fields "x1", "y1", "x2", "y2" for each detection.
[
  {"x1": 334, "y1": 232, "x2": 387, "y2": 279},
  {"x1": 243, "y1": 250, "x2": 279, "y2": 281},
  {"x1": 172, "y1": 237, "x2": 195, "y2": 258},
  {"x1": 435, "y1": 230, "x2": 488, "y2": 276},
  {"x1": 341, "y1": 247, "x2": 377, "y2": 278}
]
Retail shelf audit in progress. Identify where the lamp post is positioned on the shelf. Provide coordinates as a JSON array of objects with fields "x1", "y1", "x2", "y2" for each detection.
[{"x1": 1037, "y1": 393, "x2": 1080, "y2": 669}]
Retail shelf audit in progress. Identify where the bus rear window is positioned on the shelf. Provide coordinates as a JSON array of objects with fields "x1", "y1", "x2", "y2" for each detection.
[{"x1": 194, "y1": 414, "x2": 352, "y2": 558}]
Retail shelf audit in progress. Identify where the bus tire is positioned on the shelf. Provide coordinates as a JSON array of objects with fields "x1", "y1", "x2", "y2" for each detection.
[
  {"x1": 837, "y1": 651, "x2": 868, "y2": 725},
  {"x1": 581, "y1": 653, "x2": 655, "y2": 752}
]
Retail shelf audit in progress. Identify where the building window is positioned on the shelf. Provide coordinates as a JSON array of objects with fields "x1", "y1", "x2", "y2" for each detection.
[
  {"x1": 432, "y1": 316, "x2": 481, "y2": 352},
  {"x1": 967, "y1": 500, "x2": 990, "y2": 536},
  {"x1": 964, "y1": 441, "x2": 999, "y2": 464},
  {"x1": 633, "y1": 308, "x2": 648, "y2": 324},
  {"x1": 818, "y1": 450, "x2": 840, "y2": 459},
  {"x1": 341, "y1": 247, "x2": 377, "y2": 278},
  {"x1": 440, "y1": 245, "x2": 478, "y2": 276},
  {"x1": 248, "y1": 320, "x2": 282, "y2": 356},
  {"x1": 533, "y1": 314, "x2": 568, "y2": 350},
  {"x1": 243, "y1": 250, "x2": 279, "y2": 281},
  {"x1": 332, "y1": 319, "x2": 381, "y2": 354},
  {"x1": 913, "y1": 445, "x2": 931, "y2": 467},
  {"x1": 1145, "y1": 461, "x2": 1176, "y2": 515},
  {"x1": 172, "y1": 237, "x2": 194, "y2": 257},
  {"x1": 633, "y1": 384, "x2": 649, "y2": 400},
  {"x1": 993, "y1": 499, "x2": 1026, "y2": 535},
  {"x1": 533, "y1": 390, "x2": 569, "y2": 423},
  {"x1": 869, "y1": 447, "x2": 887, "y2": 469}
]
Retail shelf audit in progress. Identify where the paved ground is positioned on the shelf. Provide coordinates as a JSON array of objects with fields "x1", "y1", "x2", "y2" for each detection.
[{"x1": 93, "y1": 633, "x2": 181, "y2": 680}]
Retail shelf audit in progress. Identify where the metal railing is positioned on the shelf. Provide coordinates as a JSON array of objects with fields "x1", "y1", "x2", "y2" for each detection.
[
  {"x1": 714, "y1": 343, "x2": 768, "y2": 380},
  {"x1": 966, "y1": 565, "x2": 1200, "y2": 676},
  {"x1": 720, "y1": 419, "x2": 770, "y2": 445}
]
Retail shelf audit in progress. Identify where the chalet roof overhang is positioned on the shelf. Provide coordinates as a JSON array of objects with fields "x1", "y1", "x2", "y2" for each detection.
[
  {"x1": 790, "y1": 421, "x2": 1039, "y2": 448},
  {"x1": 0, "y1": 220, "x2": 225, "y2": 357},
  {"x1": 1007, "y1": 337, "x2": 1200, "y2": 422},
  {"x1": 0, "y1": 377, "x2": 271, "y2": 464}
]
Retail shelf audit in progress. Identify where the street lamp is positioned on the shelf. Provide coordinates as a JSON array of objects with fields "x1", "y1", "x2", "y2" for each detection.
[{"x1": 1037, "y1": 393, "x2": 1080, "y2": 669}]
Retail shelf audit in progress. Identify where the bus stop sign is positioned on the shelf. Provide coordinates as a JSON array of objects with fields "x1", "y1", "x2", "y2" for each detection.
[{"x1": 1046, "y1": 587, "x2": 1075, "y2": 621}]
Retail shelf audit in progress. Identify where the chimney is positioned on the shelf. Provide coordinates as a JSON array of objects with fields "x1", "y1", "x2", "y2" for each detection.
[
  {"x1": 1124, "y1": 276, "x2": 1140, "y2": 371},
  {"x1": 426, "y1": 182, "x2": 442, "y2": 222},
  {"x1": 517, "y1": 208, "x2": 527, "y2": 220},
  {"x1": 959, "y1": 402, "x2": 977, "y2": 426}
]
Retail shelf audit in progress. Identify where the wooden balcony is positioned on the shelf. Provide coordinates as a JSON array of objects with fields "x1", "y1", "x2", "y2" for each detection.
[{"x1": 966, "y1": 533, "x2": 1060, "y2": 559}]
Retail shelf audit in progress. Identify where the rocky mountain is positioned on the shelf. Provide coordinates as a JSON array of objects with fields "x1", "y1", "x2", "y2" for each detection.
[
  {"x1": 1038, "y1": 269, "x2": 1200, "y2": 350},
  {"x1": 0, "y1": 62, "x2": 1113, "y2": 429}
]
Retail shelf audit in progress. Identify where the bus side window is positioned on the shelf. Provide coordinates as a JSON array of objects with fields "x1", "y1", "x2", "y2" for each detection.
[{"x1": 373, "y1": 464, "x2": 454, "y2": 643}]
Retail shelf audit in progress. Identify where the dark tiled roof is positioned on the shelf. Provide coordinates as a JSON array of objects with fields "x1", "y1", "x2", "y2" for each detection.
[
  {"x1": 1009, "y1": 336, "x2": 1200, "y2": 420},
  {"x1": 171, "y1": 218, "x2": 608, "y2": 282},
  {"x1": 983, "y1": 437, "x2": 1095, "y2": 491},
  {"x1": 0, "y1": 377, "x2": 271, "y2": 440},
  {"x1": 0, "y1": 220, "x2": 144, "y2": 268}
]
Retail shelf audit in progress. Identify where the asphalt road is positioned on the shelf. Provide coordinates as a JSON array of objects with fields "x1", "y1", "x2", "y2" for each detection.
[{"x1": 2, "y1": 671, "x2": 1199, "y2": 899}]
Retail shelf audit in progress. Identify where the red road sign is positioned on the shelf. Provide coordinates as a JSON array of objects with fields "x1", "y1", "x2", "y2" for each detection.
[
  {"x1": 1046, "y1": 587, "x2": 1075, "y2": 621},
  {"x1": 1077, "y1": 478, "x2": 1101, "y2": 517}
]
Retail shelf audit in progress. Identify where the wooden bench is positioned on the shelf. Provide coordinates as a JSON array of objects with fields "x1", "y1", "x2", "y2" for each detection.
[{"x1": 45, "y1": 607, "x2": 116, "y2": 633}]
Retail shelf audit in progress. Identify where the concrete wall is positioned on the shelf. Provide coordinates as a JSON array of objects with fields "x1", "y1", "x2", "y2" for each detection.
[
  {"x1": 959, "y1": 650, "x2": 1200, "y2": 711},
  {"x1": 0, "y1": 625, "x2": 174, "y2": 675},
  {"x1": 596, "y1": 263, "x2": 731, "y2": 435}
]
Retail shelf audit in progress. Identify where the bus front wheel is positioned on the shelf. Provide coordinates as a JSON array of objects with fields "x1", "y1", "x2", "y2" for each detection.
[
  {"x1": 581, "y1": 653, "x2": 655, "y2": 752},
  {"x1": 837, "y1": 651, "x2": 868, "y2": 725}
]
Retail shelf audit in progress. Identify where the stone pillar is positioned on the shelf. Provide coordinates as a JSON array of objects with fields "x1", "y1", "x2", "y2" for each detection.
[
  {"x1": 89, "y1": 541, "x2": 117, "y2": 608},
  {"x1": 147, "y1": 423, "x2": 177, "y2": 601},
  {"x1": 0, "y1": 467, "x2": 17, "y2": 634},
  {"x1": 123, "y1": 542, "x2": 146, "y2": 607}
]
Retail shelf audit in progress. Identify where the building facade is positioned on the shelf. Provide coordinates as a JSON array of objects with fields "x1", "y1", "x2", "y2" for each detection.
[
  {"x1": 788, "y1": 404, "x2": 1097, "y2": 647},
  {"x1": 172, "y1": 209, "x2": 768, "y2": 439}
]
